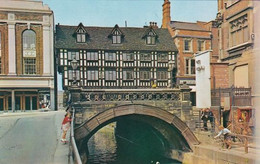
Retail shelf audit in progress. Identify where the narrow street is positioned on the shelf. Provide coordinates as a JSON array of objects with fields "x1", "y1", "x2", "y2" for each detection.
[{"x1": 0, "y1": 111, "x2": 68, "y2": 164}]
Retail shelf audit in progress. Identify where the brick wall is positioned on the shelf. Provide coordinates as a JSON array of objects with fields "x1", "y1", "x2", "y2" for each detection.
[
  {"x1": 0, "y1": 24, "x2": 8, "y2": 74},
  {"x1": 15, "y1": 24, "x2": 43, "y2": 75},
  {"x1": 211, "y1": 63, "x2": 229, "y2": 89}
]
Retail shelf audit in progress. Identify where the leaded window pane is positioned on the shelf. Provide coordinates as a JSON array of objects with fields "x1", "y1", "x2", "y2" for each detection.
[{"x1": 24, "y1": 58, "x2": 36, "y2": 75}]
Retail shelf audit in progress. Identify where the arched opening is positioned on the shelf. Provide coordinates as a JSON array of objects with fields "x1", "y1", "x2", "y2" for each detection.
[
  {"x1": 22, "y1": 30, "x2": 37, "y2": 75},
  {"x1": 75, "y1": 104, "x2": 199, "y2": 163}
]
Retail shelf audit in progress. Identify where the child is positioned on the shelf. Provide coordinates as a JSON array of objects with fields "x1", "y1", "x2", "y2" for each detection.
[
  {"x1": 214, "y1": 125, "x2": 232, "y2": 149},
  {"x1": 61, "y1": 112, "x2": 72, "y2": 143}
]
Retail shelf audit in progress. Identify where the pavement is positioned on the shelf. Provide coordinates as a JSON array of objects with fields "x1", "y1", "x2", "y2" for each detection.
[{"x1": 0, "y1": 108, "x2": 71, "y2": 164}]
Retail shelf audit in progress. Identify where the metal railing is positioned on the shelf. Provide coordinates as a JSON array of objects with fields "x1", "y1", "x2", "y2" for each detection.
[
  {"x1": 211, "y1": 87, "x2": 251, "y2": 107},
  {"x1": 70, "y1": 107, "x2": 82, "y2": 164}
]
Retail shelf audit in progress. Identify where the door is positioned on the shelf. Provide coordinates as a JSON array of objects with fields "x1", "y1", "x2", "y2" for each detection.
[
  {"x1": 25, "y1": 96, "x2": 30, "y2": 110},
  {"x1": 32, "y1": 96, "x2": 37, "y2": 110}
]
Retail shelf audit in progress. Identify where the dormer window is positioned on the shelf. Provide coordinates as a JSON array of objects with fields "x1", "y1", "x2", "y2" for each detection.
[
  {"x1": 109, "y1": 24, "x2": 124, "y2": 44},
  {"x1": 143, "y1": 27, "x2": 157, "y2": 45},
  {"x1": 77, "y1": 29, "x2": 86, "y2": 43},
  {"x1": 147, "y1": 31, "x2": 156, "y2": 45},
  {"x1": 112, "y1": 30, "x2": 121, "y2": 44},
  {"x1": 75, "y1": 23, "x2": 88, "y2": 43}
]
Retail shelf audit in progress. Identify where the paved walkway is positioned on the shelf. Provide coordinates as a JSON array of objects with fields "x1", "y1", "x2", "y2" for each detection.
[{"x1": 0, "y1": 109, "x2": 71, "y2": 164}]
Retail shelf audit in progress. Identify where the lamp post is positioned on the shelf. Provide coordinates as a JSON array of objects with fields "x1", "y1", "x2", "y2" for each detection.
[{"x1": 71, "y1": 58, "x2": 78, "y2": 86}]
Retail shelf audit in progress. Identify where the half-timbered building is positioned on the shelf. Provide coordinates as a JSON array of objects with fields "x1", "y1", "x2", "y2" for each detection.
[{"x1": 56, "y1": 23, "x2": 177, "y2": 93}]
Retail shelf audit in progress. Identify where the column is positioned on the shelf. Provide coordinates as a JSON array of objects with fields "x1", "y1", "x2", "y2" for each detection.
[
  {"x1": 8, "y1": 22, "x2": 16, "y2": 75},
  {"x1": 43, "y1": 25, "x2": 51, "y2": 75},
  {"x1": 30, "y1": 96, "x2": 32, "y2": 111},
  {"x1": 11, "y1": 90, "x2": 15, "y2": 112},
  {"x1": 50, "y1": 88, "x2": 55, "y2": 110}
]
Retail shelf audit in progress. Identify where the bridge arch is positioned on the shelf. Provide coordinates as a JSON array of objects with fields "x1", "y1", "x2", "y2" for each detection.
[{"x1": 75, "y1": 104, "x2": 199, "y2": 150}]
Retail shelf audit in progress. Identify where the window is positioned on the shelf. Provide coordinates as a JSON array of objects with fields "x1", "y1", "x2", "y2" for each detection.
[
  {"x1": 68, "y1": 70, "x2": 80, "y2": 81},
  {"x1": 140, "y1": 53, "x2": 151, "y2": 61},
  {"x1": 23, "y1": 30, "x2": 36, "y2": 74},
  {"x1": 140, "y1": 70, "x2": 150, "y2": 80},
  {"x1": 185, "y1": 58, "x2": 195, "y2": 75},
  {"x1": 158, "y1": 53, "x2": 168, "y2": 62},
  {"x1": 230, "y1": 15, "x2": 249, "y2": 47},
  {"x1": 105, "y1": 70, "x2": 116, "y2": 80},
  {"x1": 112, "y1": 30, "x2": 121, "y2": 44},
  {"x1": 157, "y1": 70, "x2": 167, "y2": 80},
  {"x1": 87, "y1": 70, "x2": 98, "y2": 80},
  {"x1": 24, "y1": 58, "x2": 36, "y2": 74},
  {"x1": 86, "y1": 52, "x2": 98, "y2": 61},
  {"x1": 105, "y1": 52, "x2": 116, "y2": 61},
  {"x1": 68, "y1": 51, "x2": 79, "y2": 60},
  {"x1": 77, "y1": 29, "x2": 86, "y2": 43},
  {"x1": 123, "y1": 70, "x2": 134, "y2": 80},
  {"x1": 197, "y1": 40, "x2": 205, "y2": 52},
  {"x1": 146, "y1": 31, "x2": 156, "y2": 45},
  {"x1": 184, "y1": 39, "x2": 192, "y2": 52},
  {"x1": 123, "y1": 53, "x2": 134, "y2": 61}
]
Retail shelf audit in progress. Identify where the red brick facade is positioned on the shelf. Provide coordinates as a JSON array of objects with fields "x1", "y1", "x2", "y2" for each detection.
[
  {"x1": 0, "y1": 24, "x2": 8, "y2": 74},
  {"x1": 15, "y1": 24, "x2": 43, "y2": 75}
]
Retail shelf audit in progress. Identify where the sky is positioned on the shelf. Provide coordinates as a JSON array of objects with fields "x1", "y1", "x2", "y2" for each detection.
[
  {"x1": 42, "y1": 0, "x2": 218, "y2": 27},
  {"x1": 42, "y1": 0, "x2": 218, "y2": 90}
]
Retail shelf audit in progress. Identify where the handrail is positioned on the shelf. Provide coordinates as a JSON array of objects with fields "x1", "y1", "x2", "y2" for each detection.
[{"x1": 70, "y1": 107, "x2": 82, "y2": 164}]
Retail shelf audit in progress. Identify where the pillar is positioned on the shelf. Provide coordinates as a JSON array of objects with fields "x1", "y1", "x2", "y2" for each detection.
[
  {"x1": 50, "y1": 88, "x2": 55, "y2": 110},
  {"x1": 11, "y1": 90, "x2": 15, "y2": 112},
  {"x1": 43, "y1": 24, "x2": 51, "y2": 75},
  {"x1": 8, "y1": 21, "x2": 16, "y2": 75}
]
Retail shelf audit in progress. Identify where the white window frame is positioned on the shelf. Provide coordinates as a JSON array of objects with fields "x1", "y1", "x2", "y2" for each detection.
[
  {"x1": 105, "y1": 52, "x2": 116, "y2": 61},
  {"x1": 140, "y1": 70, "x2": 150, "y2": 80},
  {"x1": 87, "y1": 70, "x2": 99, "y2": 80},
  {"x1": 185, "y1": 58, "x2": 195, "y2": 75},
  {"x1": 197, "y1": 40, "x2": 205, "y2": 52},
  {"x1": 112, "y1": 30, "x2": 121, "y2": 44},
  {"x1": 105, "y1": 70, "x2": 116, "y2": 81},
  {"x1": 183, "y1": 39, "x2": 193, "y2": 52},
  {"x1": 123, "y1": 70, "x2": 134, "y2": 80}
]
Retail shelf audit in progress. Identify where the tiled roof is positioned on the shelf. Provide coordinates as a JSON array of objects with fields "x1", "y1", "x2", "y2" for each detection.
[
  {"x1": 55, "y1": 24, "x2": 178, "y2": 52},
  {"x1": 169, "y1": 21, "x2": 208, "y2": 31}
]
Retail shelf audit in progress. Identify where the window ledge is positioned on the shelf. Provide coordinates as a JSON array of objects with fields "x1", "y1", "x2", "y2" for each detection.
[
  {"x1": 183, "y1": 51, "x2": 194, "y2": 54},
  {"x1": 227, "y1": 41, "x2": 253, "y2": 53}
]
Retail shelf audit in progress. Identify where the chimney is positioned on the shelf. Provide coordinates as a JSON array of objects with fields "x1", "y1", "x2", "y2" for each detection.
[
  {"x1": 162, "y1": 0, "x2": 171, "y2": 28},
  {"x1": 149, "y1": 22, "x2": 158, "y2": 29}
]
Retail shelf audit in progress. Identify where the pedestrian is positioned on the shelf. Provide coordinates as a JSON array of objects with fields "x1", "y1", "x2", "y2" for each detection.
[
  {"x1": 208, "y1": 108, "x2": 215, "y2": 129},
  {"x1": 61, "y1": 112, "x2": 72, "y2": 143},
  {"x1": 214, "y1": 125, "x2": 232, "y2": 149},
  {"x1": 201, "y1": 108, "x2": 209, "y2": 131}
]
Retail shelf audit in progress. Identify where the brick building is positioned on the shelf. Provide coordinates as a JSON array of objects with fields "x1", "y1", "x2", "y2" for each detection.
[
  {"x1": 161, "y1": 0, "x2": 229, "y2": 105},
  {"x1": 0, "y1": 0, "x2": 55, "y2": 111}
]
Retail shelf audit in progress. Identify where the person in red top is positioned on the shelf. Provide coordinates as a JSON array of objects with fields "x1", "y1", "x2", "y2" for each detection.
[{"x1": 61, "y1": 112, "x2": 72, "y2": 143}]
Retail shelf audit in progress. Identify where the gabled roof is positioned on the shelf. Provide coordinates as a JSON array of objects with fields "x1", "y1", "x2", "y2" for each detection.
[
  {"x1": 142, "y1": 26, "x2": 158, "y2": 39},
  {"x1": 169, "y1": 21, "x2": 209, "y2": 31},
  {"x1": 108, "y1": 24, "x2": 124, "y2": 37},
  {"x1": 74, "y1": 22, "x2": 87, "y2": 33},
  {"x1": 55, "y1": 24, "x2": 178, "y2": 52}
]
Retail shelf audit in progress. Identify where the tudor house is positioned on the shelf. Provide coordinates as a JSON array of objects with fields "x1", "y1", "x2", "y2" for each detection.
[
  {"x1": 0, "y1": 0, "x2": 55, "y2": 111},
  {"x1": 56, "y1": 23, "x2": 178, "y2": 97}
]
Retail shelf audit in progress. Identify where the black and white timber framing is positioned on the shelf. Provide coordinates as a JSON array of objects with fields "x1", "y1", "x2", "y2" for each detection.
[{"x1": 56, "y1": 23, "x2": 178, "y2": 90}]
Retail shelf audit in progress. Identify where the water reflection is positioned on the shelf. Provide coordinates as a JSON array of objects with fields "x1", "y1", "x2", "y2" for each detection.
[{"x1": 87, "y1": 122, "x2": 181, "y2": 164}]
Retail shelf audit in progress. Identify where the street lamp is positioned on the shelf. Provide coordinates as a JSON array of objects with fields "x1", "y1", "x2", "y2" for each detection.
[{"x1": 71, "y1": 58, "x2": 78, "y2": 85}]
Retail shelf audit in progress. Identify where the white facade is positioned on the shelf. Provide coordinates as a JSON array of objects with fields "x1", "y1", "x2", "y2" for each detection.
[{"x1": 195, "y1": 50, "x2": 211, "y2": 108}]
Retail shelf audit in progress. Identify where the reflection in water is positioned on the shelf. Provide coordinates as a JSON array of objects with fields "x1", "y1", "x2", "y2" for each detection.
[{"x1": 87, "y1": 122, "x2": 181, "y2": 164}]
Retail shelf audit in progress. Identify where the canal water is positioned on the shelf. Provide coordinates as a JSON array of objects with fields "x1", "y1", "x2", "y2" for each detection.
[{"x1": 86, "y1": 122, "x2": 181, "y2": 164}]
